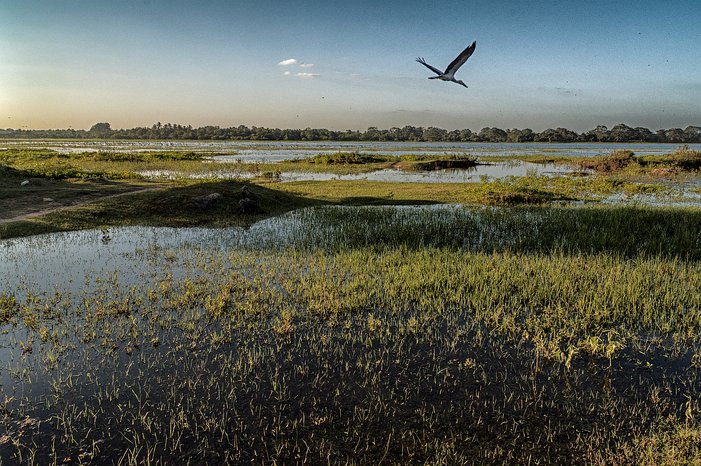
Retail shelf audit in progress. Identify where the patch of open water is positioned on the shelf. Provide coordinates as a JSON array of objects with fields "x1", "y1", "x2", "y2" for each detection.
[
  {"x1": 602, "y1": 189, "x2": 701, "y2": 207},
  {"x1": 0, "y1": 227, "x2": 235, "y2": 296},
  {"x1": 3, "y1": 201, "x2": 701, "y2": 298},
  {"x1": 10, "y1": 140, "x2": 701, "y2": 160},
  {"x1": 137, "y1": 161, "x2": 576, "y2": 182},
  {"x1": 1, "y1": 202, "x2": 701, "y2": 464},
  {"x1": 0, "y1": 206, "x2": 453, "y2": 295}
]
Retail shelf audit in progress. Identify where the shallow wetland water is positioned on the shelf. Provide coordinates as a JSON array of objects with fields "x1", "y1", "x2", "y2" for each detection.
[
  {"x1": 2, "y1": 205, "x2": 701, "y2": 463},
  {"x1": 3, "y1": 138, "x2": 701, "y2": 463}
]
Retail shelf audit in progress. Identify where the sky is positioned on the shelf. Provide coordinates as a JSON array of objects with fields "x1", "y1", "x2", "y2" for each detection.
[{"x1": 1, "y1": 0, "x2": 700, "y2": 132}]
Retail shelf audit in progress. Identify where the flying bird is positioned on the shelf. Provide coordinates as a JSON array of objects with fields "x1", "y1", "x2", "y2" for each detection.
[{"x1": 416, "y1": 40, "x2": 476, "y2": 88}]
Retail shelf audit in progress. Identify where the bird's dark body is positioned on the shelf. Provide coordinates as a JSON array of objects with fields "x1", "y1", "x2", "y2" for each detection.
[{"x1": 417, "y1": 40, "x2": 476, "y2": 88}]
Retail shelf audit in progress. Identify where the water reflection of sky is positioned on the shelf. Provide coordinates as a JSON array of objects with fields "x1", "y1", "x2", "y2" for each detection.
[
  {"x1": 0, "y1": 227, "x2": 234, "y2": 295},
  {"x1": 209, "y1": 143, "x2": 699, "y2": 163},
  {"x1": 280, "y1": 162, "x2": 573, "y2": 182},
  {"x1": 137, "y1": 161, "x2": 576, "y2": 182},
  {"x1": 0, "y1": 206, "x2": 478, "y2": 295},
  {"x1": 0, "y1": 212, "x2": 320, "y2": 295},
  {"x1": 3, "y1": 200, "x2": 701, "y2": 299}
]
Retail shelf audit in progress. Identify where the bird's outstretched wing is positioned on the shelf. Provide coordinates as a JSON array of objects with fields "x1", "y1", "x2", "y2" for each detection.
[
  {"x1": 416, "y1": 57, "x2": 445, "y2": 76},
  {"x1": 444, "y1": 41, "x2": 476, "y2": 77}
]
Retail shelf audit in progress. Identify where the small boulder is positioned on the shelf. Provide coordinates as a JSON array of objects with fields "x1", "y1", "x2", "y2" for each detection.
[
  {"x1": 238, "y1": 197, "x2": 257, "y2": 214},
  {"x1": 240, "y1": 185, "x2": 255, "y2": 198},
  {"x1": 191, "y1": 193, "x2": 223, "y2": 210}
]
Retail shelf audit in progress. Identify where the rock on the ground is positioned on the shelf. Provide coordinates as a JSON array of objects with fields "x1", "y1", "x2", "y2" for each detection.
[
  {"x1": 238, "y1": 197, "x2": 257, "y2": 214},
  {"x1": 191, "y1": 193, "x2": 223, "y2": 210}
]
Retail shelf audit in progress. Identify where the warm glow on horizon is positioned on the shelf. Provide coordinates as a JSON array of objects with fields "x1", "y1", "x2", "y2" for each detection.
[{"x1": 1, "y1": 0, "x2": 699, "y2": 132}]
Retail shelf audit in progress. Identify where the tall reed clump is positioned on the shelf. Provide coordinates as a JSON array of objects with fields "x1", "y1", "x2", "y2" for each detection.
[
  {"x1": 302, "y1": 152, "x2": 390, "y2": 165},
  {"x1": 578, "y1": 149, "x2": 638, "y2": 172},
  {"x1": 668, "y1": 145, "x2": 701, "y2": 170},
  {"x1": 638, "y1": 145, "x2": 701, "y2": 172}
]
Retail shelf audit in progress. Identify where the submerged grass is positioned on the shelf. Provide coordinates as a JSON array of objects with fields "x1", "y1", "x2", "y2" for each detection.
[
  {"x1": 270, "y1": 204, "x2": 701, "y2": 259},
  {"x1": 1, "y1": 216, "x2": 701, "y2": 463},
  {"x1": 2, "y1": 143, "x2": 701, "y2": 463}
]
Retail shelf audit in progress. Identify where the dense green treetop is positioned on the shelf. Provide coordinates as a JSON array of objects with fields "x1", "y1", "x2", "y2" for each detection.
[{"x1": 1, "y1": 123, "x2": 700, "y2": 143}]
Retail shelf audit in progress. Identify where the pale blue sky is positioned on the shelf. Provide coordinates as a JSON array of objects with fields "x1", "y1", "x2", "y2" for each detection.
[{"x1": 1, "y1": 0, "x2": 700, "y2": 131}]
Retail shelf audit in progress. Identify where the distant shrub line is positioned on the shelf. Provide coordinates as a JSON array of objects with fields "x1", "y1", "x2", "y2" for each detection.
[
  {"x1": 1, "y1": 122, "x2": 700, "y2": 143},
  {"x1": 579, "y1": 146, "x2": 701, "y2": 172}
]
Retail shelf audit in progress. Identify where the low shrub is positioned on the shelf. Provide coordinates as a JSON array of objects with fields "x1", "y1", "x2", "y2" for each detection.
[
  {"x1": 304, "y1": 152, "x2": 389, "y2": 165},
  {"x1": 579, "y1": 150, "x2": 638, "y2": 172}
]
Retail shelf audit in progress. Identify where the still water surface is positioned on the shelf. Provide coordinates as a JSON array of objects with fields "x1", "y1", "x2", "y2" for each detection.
[
  {"x1": 0, "y1": 205, "x2": 489, "y2": 295},
  {"x1": 9, "y1": 140, "x2": 699, "y2": 161},
  {"x1": 137, "y1": 160, "x2": 574, "y2": 182}
]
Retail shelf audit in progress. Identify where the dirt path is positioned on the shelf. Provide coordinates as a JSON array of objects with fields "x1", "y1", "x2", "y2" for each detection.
[{"x1": 0, "y1": 187, "x2": 164, "y2": 225}]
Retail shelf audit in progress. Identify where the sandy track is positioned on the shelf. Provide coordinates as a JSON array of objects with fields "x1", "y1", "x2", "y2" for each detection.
[{"x1": 0, "y1": 187, "x2": 163, "y2": 225}]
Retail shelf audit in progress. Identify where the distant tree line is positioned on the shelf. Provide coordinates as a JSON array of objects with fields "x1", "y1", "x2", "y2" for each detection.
[{"x1": 2, "y1": 122, "x2": 700, "y2": 143}]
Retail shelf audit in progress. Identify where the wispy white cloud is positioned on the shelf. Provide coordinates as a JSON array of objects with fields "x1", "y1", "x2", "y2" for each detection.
[
  {"x1": 282, "y1": 72, "x2": 320, "y2": 79},
  {"x1": 279, "y1": 58, "x2": 319, "y2": 78}
]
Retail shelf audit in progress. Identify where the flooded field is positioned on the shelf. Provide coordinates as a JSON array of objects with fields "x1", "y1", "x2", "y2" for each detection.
[
  {"x1": 2, "y1": 140, "x2": 701, "y2": 463},
  {"x1": 4, "y1": 140, "x2": 701, "y2": 209},
  {"x1": 137, "y1": 160, "x2": 575, "y2": 182},
  {"x1": 2, "y1": 205, "x2": 701, "y2": 464},
  {"x1": 8, "y1": 139, "x2": 701, "y2": 161}
]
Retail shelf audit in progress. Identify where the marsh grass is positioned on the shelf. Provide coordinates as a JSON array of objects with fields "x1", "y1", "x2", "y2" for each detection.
[
  {"x1": 394, "y1": 154, "x2": 478, "y2": 171},
  {"x1": 640, "y1": 145, "x2": 701, "y2": 171},
  {"x1": 578, "y1": 150, "x2": 638, "y2": 173},
  {"x1": 284, "y1": 152, "x2": 479, "y2": 173},
  {"x1": 479, "y1": 154, "x2": 573, "y2": 164},
  {"x1": 0, "y1": 148, "x2": 253, "y2": 181},
  {"x1": 1, "y1": 145, "x2": 701, "y2": 463},
  {"x1": 269, "y1": 205, "x2": 701, "y2": 259},
  {"x1": 476, "y1": 177, "x2": 564, "y2": 204},
  {"x1": 89, "y1": 150, "x2": 207, "y2": 162},
  {"x1": 276, "y1": 175, "x2": 666, "y2": 208},
  {"x1": 0, "y1": 146, "x2": 684, "y2": 215},
  {"x1": 613, "y1": 425, "x2": 701, "y2": 465},
  {"x1": 579, "y1": 146, "x2": 701, "y2": 175},
  {"x1": 299, "y1": 151, "x2": 392, "y2": 165},
  {"x1": 0, "y1": 170, "x2": 681, "y2": 241},
  {"x1": 0, "y1": 292, "x2": 18, "y2": 323},
  {"x1": 1, "y1": 219, "x2": 701, "y2": 463}
]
